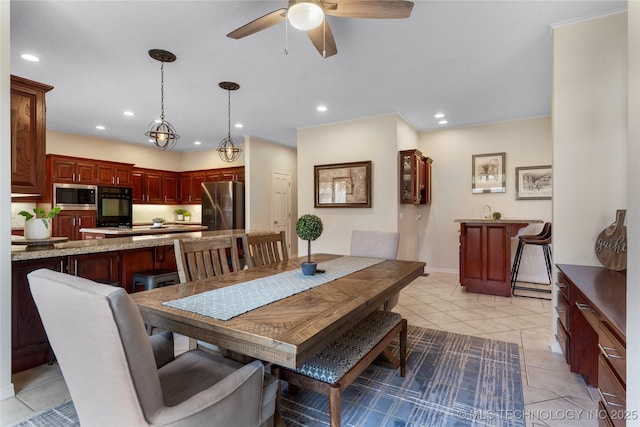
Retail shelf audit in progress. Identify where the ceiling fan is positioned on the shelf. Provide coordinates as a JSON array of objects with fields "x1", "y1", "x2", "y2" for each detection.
[{"x1": 227, "y1": 0, "x2": 414, "y2": 58}]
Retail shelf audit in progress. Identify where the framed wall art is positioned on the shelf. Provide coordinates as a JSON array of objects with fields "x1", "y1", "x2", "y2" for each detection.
[
  {"x1": 515, "y1": 165, "x2": 552, "y2": 200},
  {"x1": 472, "y1": 152, "x2": 506, "y2": 193},
  {"x1": 314, "y1": 161, "x2": 372, "y2": 208}
]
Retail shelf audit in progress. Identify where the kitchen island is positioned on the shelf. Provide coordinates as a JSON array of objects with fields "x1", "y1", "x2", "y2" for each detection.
[
  {"x1": 10, "y1": 229, "x2": 254, "y2": 373},
  {"x1": 79, "y1": 224, "x2": 208, "y2": 239},
  {"x1": 455, "y1": 219, "x2": 542, "y2": 297}
]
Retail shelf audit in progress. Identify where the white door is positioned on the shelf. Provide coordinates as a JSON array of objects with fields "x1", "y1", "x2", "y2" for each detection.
[{"x1": 272, "y1": 171, "x2": 291, "y2": 252}]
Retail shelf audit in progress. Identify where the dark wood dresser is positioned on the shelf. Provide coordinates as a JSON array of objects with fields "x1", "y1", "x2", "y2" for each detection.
[{"x1": 556, "y1": 264, "x2": 626, "y2": 426}]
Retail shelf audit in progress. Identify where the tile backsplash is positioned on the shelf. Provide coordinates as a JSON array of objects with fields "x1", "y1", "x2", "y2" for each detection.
[{"x1": 132, "y1": 204, "x2": 201, "y2": 224}]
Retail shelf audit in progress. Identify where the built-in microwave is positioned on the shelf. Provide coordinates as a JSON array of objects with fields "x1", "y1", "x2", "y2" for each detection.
[
  {"x1": 53, "y1": 183, "x2": 97, "y2": 210},
  {"x1": 97, "y1": 186, "x2": 133, "y2": 227}
]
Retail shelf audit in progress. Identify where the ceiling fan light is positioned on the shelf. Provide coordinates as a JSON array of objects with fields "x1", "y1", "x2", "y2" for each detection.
[{"x1": 288, "y1": 2, "x2": 324, "y2": 30}]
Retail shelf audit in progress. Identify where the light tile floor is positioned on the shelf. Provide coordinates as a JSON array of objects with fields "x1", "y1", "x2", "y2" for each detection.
[{"x1": 1, "y1": 272, "x2": 599, "y2": 427}]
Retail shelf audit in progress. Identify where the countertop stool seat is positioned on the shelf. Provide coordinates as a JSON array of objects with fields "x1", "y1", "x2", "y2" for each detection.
[
  {"x1": 132, "y1": 269, "x2": 180, "y2": 334},
  {"x1": 511, "y1": 222, "x2": 552, "y2": 300}
]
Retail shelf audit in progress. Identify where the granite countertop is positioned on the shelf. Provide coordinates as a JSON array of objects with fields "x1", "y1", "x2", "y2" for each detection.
[
  {"x1": 454, "y1": 218, "x2": 543, "y2": 223},
  {"x1": 79, "y1": 224, "x2": 208, "y2": 235},
  {"x1": 11, "y1": 229, "x2": 250, "y2": 261}
]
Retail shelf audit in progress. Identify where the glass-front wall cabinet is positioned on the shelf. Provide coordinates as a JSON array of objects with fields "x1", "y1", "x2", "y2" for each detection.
[{"x1": 399, "y1": 149, "x2": 432, "y2": 205}]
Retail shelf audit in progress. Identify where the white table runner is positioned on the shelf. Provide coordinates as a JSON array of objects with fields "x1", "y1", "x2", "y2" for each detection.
[{"x1": 162, "y1": 256, "x2": 384, "y2": 321}]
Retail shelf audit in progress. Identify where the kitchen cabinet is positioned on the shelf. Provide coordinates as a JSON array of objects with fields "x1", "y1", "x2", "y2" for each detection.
[
  {"x1": 69, "y1": 252, "x2": 119, "y2": 285},
  {"x1": 117, "y1": 245, "x2": 177, "y2": 293},
  {"x1": 11, "y1": 257, "x2": 66, "y2": 373},
  {"x1": 132, "y1": 168, "x2": 164, "y2": 203},
  {"x1": 163, "y1": 172, "x2": 179, "y2": 204},
  {"x1": 456, "y1": 219, "x2": 536, "y2": 296},
  {"x1": 556, "y1": 265, "x2": 626, "y2": 426},
  {"x1": 96, "y1": 160, "x2": 133, "y2": 187},
  {"x1": 49, "y1": 155, "x2": 96, "y2": 185},
  {"x1": 11, "y1": 75, "x2": 53, "y2": 197},
  {"x1": 206, "y1": 166, "x2": 245, "y2": 183},
  {"x1": 53, "y1": 210, "x2": 96, "y2": 240},
  {"x1": 399, "y1": 149, "x2": 432, "y2": 205},
  {"x1": 179, "y1": 171, "x2": 207, "y2": 203}
]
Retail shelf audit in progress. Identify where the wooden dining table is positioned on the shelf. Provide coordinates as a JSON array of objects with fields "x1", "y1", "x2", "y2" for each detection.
[{"x1": 131, "y1": 254, "x2": 425, "y2": 369}]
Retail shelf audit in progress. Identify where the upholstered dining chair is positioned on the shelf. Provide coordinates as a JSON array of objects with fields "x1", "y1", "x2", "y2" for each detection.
[
  {"x1": 350, "y1": 229, "x2": 401, "y2": 310},
  {"x1": 28, "y1": 268, "x2": 277, "y2": 427},
  {"x1": 242, "y1": 231, "x2": 288, "y2": 269},
  {"x1": 174, "y1": 236, "x2": 242, "y2": 283}
]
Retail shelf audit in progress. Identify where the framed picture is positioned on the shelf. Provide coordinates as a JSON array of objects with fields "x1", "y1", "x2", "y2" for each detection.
[
  {"x1": 472, "y1": 152, "x2": 506, "y2": 193},
  {"x1": 516, "y1": 165, "x2": 552, "y2": 200},
  {"x1": 314, "y1": 161, "x2": 372, "y2": 208}
]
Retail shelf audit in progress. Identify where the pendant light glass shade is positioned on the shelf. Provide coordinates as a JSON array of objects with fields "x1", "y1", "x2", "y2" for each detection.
[
  {"x1": 145, "y1": 49, "x2": 180, "y2": 150},
  {"x1": 217, "y1": 81, "x2": 242, "y2": 163},
  {"x1": 288, "y1": 2, "x2": 324, "y2": 30}
]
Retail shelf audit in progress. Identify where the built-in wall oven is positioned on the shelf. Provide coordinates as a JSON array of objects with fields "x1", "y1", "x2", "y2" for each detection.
[
  {"x1": 97, "y1": 186, "x2": 133, "y2": 227},
  {"x1": 53, "y1": 183, "x2": 97, "y2": 210}
]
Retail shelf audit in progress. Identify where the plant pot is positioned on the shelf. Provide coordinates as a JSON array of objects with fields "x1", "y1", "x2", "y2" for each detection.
[
  {"x1": 184, "y1": 215, "x2": 191, "y2": 222},
  {"x1": 24, "y1": 218, "x2": 51, "y2": 240},
  {"x1": 301, "y1": 262, "x2": 317, "y2": 276},
  {"x1": 176, "y1": 214, "x2": 184, "y2": 221},
  {"x1": 152, "y1": 223, "x2": 163, "y2": 228}
]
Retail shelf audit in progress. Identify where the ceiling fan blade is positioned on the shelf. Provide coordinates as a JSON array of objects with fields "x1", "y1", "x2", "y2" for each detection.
[
  {"x1": 227, "y1": 8, "x2": 287, "y2": 39},
  {"x1": 325, "y1": 0, "x2": 414, "y2": 19},
  {"x1": 306, "y1": 20, "x2": 337, "y2": 58}
]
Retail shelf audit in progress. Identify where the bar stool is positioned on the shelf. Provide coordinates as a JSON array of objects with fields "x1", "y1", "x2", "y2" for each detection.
[
  {"x1": 132, "y1": 269, "x2": 180, "y2": 335},
  {"x1": 511, "y1": 222, "x2": 552, "y2": 299},
  {"x1": 131, "y1": 269, "x2": 180, "y2": 293}
]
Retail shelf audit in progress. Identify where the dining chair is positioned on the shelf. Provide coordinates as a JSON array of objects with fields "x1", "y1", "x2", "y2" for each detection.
[
  {"x1": 174, "y1": 235, "x2": 242, "y2": 283},
  {"x1": 28, "y1": 268, "x2": 277, "y2": 427},
  {"x1": 242, "y1": 231, "x2": 288, "y2": 268}
]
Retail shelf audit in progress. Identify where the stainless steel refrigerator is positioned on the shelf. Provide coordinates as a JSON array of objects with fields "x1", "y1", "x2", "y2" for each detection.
[{"x1": 201, "y1": 181, "x2": 245, "y2": 230}]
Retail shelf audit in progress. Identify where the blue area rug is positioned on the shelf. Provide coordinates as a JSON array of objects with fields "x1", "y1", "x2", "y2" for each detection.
[{"x1": 14, "y1": 326, "x2": 524, "y2": 427}]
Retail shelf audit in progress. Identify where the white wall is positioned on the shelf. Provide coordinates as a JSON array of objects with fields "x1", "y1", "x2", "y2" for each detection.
[
  {"x1": 626, "y1": 1, "x2": 639, "y2": 418},
  {"x1": 397, "y1": 117, "x2": 423, "y2": 261},
  {"x1": 418, "y1": 117, "x2": 553, "y2": 278},
  {"x1": 1, "y1": 0, "x2": 14, "y2": 400},
  {"x1": 297, "y1": 115, "x2": 400, "y2": 256},
  {"x1": 553, "y1": 13, "x2": 627, "y2": 267},
  {"x1": 245, "y1": 136, "x2": 298, "y2": 254}
]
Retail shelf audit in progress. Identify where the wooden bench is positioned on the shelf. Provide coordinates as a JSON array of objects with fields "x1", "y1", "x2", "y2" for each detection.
[{"x1": 271, "y1": 310, "x2": 407, "y2": 427}]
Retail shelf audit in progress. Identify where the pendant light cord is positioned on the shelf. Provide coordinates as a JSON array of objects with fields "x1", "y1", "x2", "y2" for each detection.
[
  {"x1": 227, "y1": 89, "x2": 232, "y2": 138},
  {"x1": 160, "y1": 61, "x2": 165, "y2": 121}
]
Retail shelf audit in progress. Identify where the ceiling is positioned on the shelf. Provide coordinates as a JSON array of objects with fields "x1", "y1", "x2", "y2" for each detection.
[{"x1": 10, "y1": 0, "x2": 626, "y2": 152}]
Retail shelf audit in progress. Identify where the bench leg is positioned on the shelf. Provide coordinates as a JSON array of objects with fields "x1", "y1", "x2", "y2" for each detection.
[
  {"x1": 400, "y1": 319, "x2": 407, "y2": 377},
  {"x1": 329, "y1": 385, "x2": 341, "y2": 427}
]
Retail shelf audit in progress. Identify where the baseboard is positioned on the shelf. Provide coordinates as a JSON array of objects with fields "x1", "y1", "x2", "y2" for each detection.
[
  {"x1": 424, "y1": 267, "x2": 458, "y2": 275},
  {"x1": 0, "y1": 383, "x2": 15, "y2": 400}
]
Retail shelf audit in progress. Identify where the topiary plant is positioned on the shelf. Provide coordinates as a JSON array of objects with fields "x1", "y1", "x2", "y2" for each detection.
[{"x1": 296, "y1": 213, "x2": 323, "y2": 264}]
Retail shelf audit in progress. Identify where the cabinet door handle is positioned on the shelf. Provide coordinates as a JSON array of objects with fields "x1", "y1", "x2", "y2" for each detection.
[
  {"x1": 74, "y1": 259, "x2": 78, "y2": 276},
  {"x1": 598, "y1": 343, "x2": 624, "y2": 360},
  {"x1": 117, "y1": 177, "x2": 120, "y2": 185},
  {"x1": 72, "y1": 217, "x2": 76, "y2": 227},
  {"x1": 598, "y1": 389, "x2": 624, "y2": 408},
  {"x1": 73, "y1": 173, "x2": 76, "y2": 182},
  {"x1": 112, "y1": 176, "x2": 115, "y2": 184},
  {"x1": 59, "y1": 260, "x2": 65, "y2": 272},
  {"x1": 78, "y1": 217, "x2": 82, "y2": 226},
  {"x1": 575, "y1": 302, "x2": 592, "y2": 311}
]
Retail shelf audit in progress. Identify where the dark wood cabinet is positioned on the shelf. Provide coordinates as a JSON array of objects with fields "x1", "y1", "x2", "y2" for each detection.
[
  {"x1": 96, "y1": 161, "x2": 133, "y2": 187},
  {"x1": 11, "y1": 257, "x2": 65, "y2": 373},
  {"x1": 399, "y1": 149, "x2": 432, "y2": 205},
  {"x1": 458, "y1": 220, "x2": 529, "y2": 296},
  {"x1": 556, "y1": 265, "x2": 626, "y2": 425},
  {"x1": 179, "y1": 171, "x2": 207, "y2": 203},
  {"x1": 10, "y1": 75, "x2": 53, "y2": 197},
  {"x1": 50, "y1": 155, "x2": 96, "y2": 185},
  {"x1": 163, "y1": 173, "x2": 179, "y2": 204},
  {"x1": 69, "y1": 252, "x2": 119, "y2": 285},
  {"x1": 132, "y1": 168, "x2": 164, "y2": 203},
  {"x1": 53, "y1": 210, "x2": 96, "y2": 240}
]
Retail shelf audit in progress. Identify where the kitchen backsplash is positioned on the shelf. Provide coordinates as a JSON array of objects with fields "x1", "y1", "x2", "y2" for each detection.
[{"x1": 10, "y1": 202, "x2": 201, "y2": 228}]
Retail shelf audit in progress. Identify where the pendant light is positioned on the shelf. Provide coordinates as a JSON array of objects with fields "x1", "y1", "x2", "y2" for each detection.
[
  {"x1": 217, "y1": 81, "x2": 242, "y2": 163},
  {"x1": 145, "y1": 49, "x2": 180, "y2": 150}
]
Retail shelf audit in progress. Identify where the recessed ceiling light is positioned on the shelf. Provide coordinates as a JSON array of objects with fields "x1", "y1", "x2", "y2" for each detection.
[
  {"x1": 438, "y1": 119, "x2": 448, "y2": 125},
  {"x1": 434, "y1": 113, "x2": 445, "y2": 119},
  {"x1": 95, "y1": 125, "x2": 105, "y2": 130},
  {"x1": 194, "y1": 141, "x2": 202, "y2": 145},
  {"x1": 317, "y1": 105, "x2": 327, "y2": 112},
  {"x1": 234, "y1": 123, "x2": 244, "y2": 129},
  {"x1": 21, "y1": 54, "x2": 40, "y2": 62},
  {"x1": 123, "y1": 111, "x2": 135, "y2": 116}
]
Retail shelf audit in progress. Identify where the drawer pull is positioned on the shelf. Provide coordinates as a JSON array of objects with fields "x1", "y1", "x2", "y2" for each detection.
[
  {"x1": 576, "y1": 302, "x2": 592, "y2": 311},
  {"x1": 598, "y1": 389, "x2": 624, "y2": 408},
  {"x1": 598, "y1": 343, "x2": 624, "y2": 360}
]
